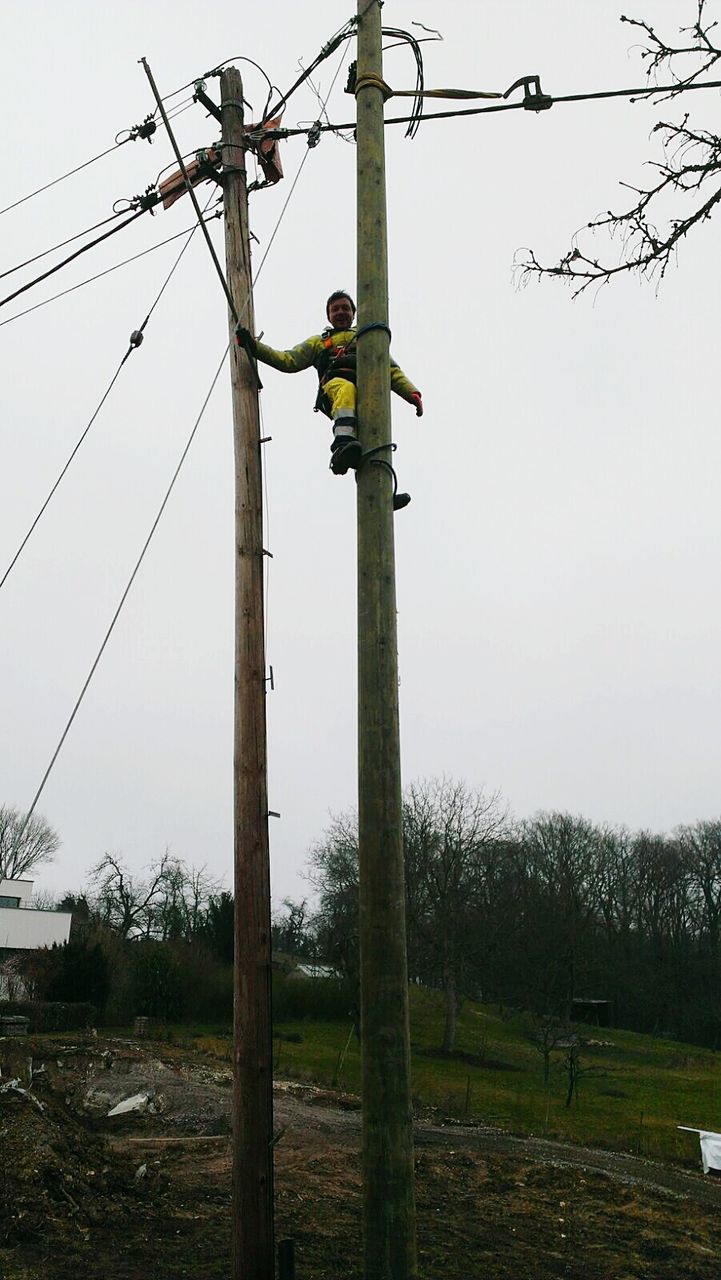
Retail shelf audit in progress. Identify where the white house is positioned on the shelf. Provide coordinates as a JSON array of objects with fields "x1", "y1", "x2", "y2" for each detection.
[{"x1": 0, "y1": 878, "x2": 71, "y2": 954}]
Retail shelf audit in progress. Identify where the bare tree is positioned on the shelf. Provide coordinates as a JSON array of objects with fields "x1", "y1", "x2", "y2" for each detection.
[
  {"x1": 526, "y1": 1013, "x2": 570, "y2": 1086},
  {"x1": 90, "y1": 852, "x2": 172, "y2": 939},
  {"x1": 308, "y1": 811, "x2": 361, "y2": 986},
  {"x1": 151, "y1": 857, "x2": 221, "y2": 941},
  {"x1": 89, "y1": 851, "x2": 219, "y2": 941},
  {"x1": 307, "y1": 781, "x2": 509, "y2": 1053},
  {"x1": 0, "y1": 804, "x2": 60, "y2": 881},
  {"x1": 403, "y1": 778, "x2": 509, "y2": 1054},
  {"x1": 519, "y1": 3, "x2": 721, "y2": 294},
  {"x1": 519, "y1": 812, "x2": 606, "y2": 1019}
]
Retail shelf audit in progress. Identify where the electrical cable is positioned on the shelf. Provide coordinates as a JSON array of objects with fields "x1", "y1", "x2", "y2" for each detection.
[
  {"x1": 252, "y1": 44, "x2": 350, "y2": 280},
  {"x1": 142, "y1": 56, "x2": 238, "y2": 321},
  {"x1": 379, "y1": 26, "x2": 425, "y2": 138},
  {"x1": 0, "y1": 207, "x2": 147, "y2": 312},
  {"x1": 251, "y1": 40, "x2": 350, "y2": 668},
  {"x1": 0, "y1": 353, "x2": 134, "y2": 595},
  {"x1": 0, "y1": 209, "x2": 128, "y2": 283},
  {"x1": 299, "y1": 73, "x2": 721, "y2": 135},
  {"x1": 12, "y1": 54, "x2": 336, "y2": 840},
  {"x1": 0, "y1": 195, "x2": 216, "y2": 595},
  {"x1": 15, "y1": 345, "x2": 231, "y2": 839},
  {"x1": 0, "y1": 208, "x2": 222, "y2": 330},
  {"x1": 0, "y1": 142, "x2": 128, "y2": 220},
  {"x1": 260, "y1": 9, "x2": 363, "y2": 125},
  {"x1": 197, "y1": 55, "x2": 278, "y2": 120},
  {"x1": 0, "y1": 104, "x2": 189, "y2": 222}
]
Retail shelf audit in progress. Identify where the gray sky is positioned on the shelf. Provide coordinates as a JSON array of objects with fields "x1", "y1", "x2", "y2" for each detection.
[{"x1": 2, "y1": 1, "x2": 719, "y2": 906}]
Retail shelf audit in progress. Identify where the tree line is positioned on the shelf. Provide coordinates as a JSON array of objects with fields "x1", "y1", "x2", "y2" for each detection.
[
  {"x1": 298, "y1": 779, "x2": 721, "y2": 1052},
  {"x1": 5, "y1": 784, "x2": 721, "y2": 1051}
]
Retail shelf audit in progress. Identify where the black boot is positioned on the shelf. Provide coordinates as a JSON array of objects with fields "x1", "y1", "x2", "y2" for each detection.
[{"x1": 330, "y1": 434, "x2": 362, "y2": 475}]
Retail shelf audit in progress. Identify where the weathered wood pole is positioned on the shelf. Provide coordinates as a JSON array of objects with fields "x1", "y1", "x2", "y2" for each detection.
[
  {"x1": 221, "y1": 65, "x2": 275, "y2": 1280},
  {"x1": 355, "y1": 4, "x2": 418, "y2": 1278}
]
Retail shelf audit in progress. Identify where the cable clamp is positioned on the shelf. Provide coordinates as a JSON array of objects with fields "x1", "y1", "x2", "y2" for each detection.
[
  {"x1": 129, "y1": 330, "x2": 144, "y2": 349},
  {"x1": 116, "y1": 114, "x2": 158, "y2": 145},
  {"x1": 354, "y1": 72, "x2": 393, "y2": 101},
  {"x1": 307, "y1": 120, "x2": 322, "y2": 149},
  {"x1": 503, "y1": 74, "x2": 553, "y2": 112},
  {"x1": 126, "y1": 185, "x2": 161, "y2": 214}
]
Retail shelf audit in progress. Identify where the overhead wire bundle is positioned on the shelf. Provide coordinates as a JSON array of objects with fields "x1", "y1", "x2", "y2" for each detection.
[{"x1": 4, "y1": 32, "x2": 350, "y2": 842}]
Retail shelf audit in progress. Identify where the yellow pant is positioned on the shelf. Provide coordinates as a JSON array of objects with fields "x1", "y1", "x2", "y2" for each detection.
[{"x1": 322, "y1": 377, "x2": 357, "y2": 434}]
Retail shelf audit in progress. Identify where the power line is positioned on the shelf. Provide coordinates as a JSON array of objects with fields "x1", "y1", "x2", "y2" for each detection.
[
  {"x1": 0, "y1": 142, "x2": 128, "y2": 220},
  {"x1": 0, "y1": 349, "x2": 138, "y2": 594},
  {"x1": 0, "y1": 210, "x2": 127, "y2": 283},
  {"x1": 0, "y1": 103, "x2": 194, "y2": 222},
  {"x1": 153, "y1": 55, "x2": 277, "y2": 117},
  {"x1": 0, "y1": 209, "x2": 222, "y2": 330},
  {"x1": 16, "y1": 346, "x2": 230, "y2": 837},
  {"x1": 0, "y1": 201, "x2": 214, "y2": 594},
  {"x1": 13, "y1": 67, "x2": 328, "y2": 841},
  {"x1": 291, "y1": 73, "x2": 721, "y2": 135},
  {"x1": 142, "y1": 57, "x2": 238, "y2": 321},
  {"x1": 261, "y1": 12, "x2": 359, "y2": 125},
  {"x1": 0, "y1": 207, "x2": 147, "y2": 311}
]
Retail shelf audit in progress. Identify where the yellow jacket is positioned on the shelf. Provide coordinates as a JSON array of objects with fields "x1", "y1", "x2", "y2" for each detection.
[{"x1": 253, "y1": 327, "x2": 421, "y2": 405}]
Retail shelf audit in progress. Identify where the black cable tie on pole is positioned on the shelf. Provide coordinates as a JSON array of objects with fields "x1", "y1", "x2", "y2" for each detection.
[{"x1": 355, "y1": 321, "x2": 392, "y2": 342}]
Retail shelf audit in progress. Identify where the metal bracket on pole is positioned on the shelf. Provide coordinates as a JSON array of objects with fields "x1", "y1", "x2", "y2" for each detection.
[{"x1": 194, "y1": 82, "x2": 222, "y2": 123}]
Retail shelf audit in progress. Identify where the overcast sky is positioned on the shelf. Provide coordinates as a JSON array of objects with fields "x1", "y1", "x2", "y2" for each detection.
[{"x1": 2, "y1": 1, "x2": 719, "y2": 906}]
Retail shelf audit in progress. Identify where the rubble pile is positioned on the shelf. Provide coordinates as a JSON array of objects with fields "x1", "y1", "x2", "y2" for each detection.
[{"x1": 0, "y1": 1038, "x2": 165, "y2": 1256}]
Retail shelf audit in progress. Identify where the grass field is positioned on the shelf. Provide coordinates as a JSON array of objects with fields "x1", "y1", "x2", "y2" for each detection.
[{"x1": 176, "y1": 988, "x2": 721, "y2": 1168}]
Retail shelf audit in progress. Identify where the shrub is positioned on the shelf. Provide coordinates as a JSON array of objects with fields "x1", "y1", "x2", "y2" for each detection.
[
  {"x1": 129, "y1": 942, "x2": 183, "y2": 1020},
  {"x1": 272, "y1": 974, "x2": 356, "y2": 1023},
  {"x1": 0, "y1": 1000, "x2": 96, "y2": 1031}
]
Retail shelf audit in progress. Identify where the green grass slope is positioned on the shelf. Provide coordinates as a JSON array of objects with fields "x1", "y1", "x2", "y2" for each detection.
[{"x1": 184, "y1": 987, "x2": 721, "y2": 1168}]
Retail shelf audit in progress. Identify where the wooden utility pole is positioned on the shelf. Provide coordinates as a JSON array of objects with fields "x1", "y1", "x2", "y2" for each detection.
[
  {"x1": 221, "y1": 66, "x2": 275, "y2": 1280},
  {"x1": 355, "y1": 4, "x2": 418, "y2": 1278}
]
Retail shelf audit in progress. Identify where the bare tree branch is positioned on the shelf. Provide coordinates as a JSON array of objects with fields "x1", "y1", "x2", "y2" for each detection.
[
  {"x1": 518, "y1": 4, "x2": 721, "y2": 294},
  {"x1": 0, "y1": 804, "x2": 59, "y2": 880}
]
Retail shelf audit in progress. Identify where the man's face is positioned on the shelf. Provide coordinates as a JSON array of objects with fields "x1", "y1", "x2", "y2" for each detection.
[{"x1": 327, "y1": 296, "x2": 354, "y2": 329}]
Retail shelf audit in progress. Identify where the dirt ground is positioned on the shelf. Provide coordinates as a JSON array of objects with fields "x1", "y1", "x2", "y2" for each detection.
[{"x1": 1, "y1": 1033, "x2": 720, "y2": 1279}]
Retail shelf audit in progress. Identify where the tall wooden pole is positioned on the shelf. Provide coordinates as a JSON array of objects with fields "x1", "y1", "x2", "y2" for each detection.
[
  {"x1": 355, "y1": 4, "x2": 418, "y2": 1279},
  {"x1": 221, "y1": 66, "x2": 275, "y2": 1280}
]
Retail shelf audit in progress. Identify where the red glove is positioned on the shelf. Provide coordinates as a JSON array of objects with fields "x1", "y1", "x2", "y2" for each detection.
[{"x1": 410, "y1": 392, "x2": 423, "y2": 417}]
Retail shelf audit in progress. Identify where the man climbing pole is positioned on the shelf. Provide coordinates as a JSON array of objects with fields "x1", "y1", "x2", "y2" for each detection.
[{"x1": 236, "y1": 290, "x2": 423, "y2": 507}]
